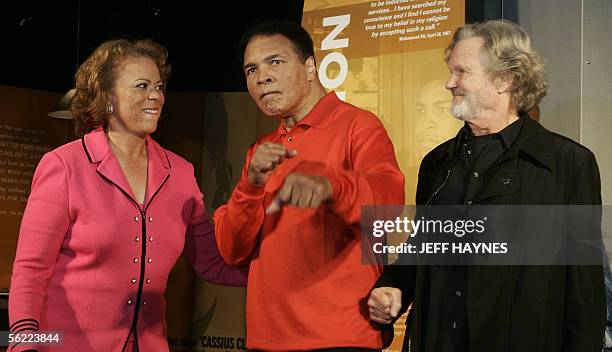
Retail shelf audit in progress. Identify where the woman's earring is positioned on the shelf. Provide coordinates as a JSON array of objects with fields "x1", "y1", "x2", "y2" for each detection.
[{"x1": 107, "y1": 105, "x2": 114, "y2": 114}]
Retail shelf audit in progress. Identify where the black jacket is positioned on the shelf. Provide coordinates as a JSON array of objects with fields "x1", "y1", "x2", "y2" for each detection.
[{"x1": 376, "y1": 116, "x2": 605, "y2": 351}]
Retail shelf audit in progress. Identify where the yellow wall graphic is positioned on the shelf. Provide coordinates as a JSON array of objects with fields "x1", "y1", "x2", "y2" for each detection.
[{"x1": 303, "y1": 0, "x2": 464, "y2": 205}]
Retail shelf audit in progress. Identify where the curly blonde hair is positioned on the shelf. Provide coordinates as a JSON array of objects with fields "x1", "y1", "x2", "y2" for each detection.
[
  {"x1": 70, "y1": 39, "x2": 170, "y2": 136},
  {"x1": 445, "y1": 20, "x2": 548, "y2": 112}
]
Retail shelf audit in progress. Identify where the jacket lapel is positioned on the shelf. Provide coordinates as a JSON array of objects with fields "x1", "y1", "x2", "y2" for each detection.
[
  {"x1": 82, "y1": 127, "x2": 171, "y2": 206},
  {"x1": 473, "y1": 117, "x2": 554, "y2": 204},
  {"x1": 473, "y1": 156, "x2": 520, "y2": 203},
  {"x1": 144, "y1": 136, "x2": 171, "y2": 209},
  {"x1": 83, "y1": 127, "x2": 138, "y2": 203}
]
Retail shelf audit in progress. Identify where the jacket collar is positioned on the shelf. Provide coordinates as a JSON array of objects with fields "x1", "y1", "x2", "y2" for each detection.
[
  {"x1": 437, "y1": 113, "x2": 555, "y2": 171},
  {"x1": 500, "y1": 113, "x2": 555, "y2": 171},
  {"x1": 82, "y1": 127, "x2": 171, "y2": 205}
]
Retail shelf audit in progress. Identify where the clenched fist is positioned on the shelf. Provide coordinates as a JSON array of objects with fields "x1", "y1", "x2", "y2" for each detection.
[
  {"x1": 265, "y1": 173, "x2": 332, "y2": 215},
  {"x1": 367, "y1": 287, "x2": 402, "y2": 324},
  {"x1": 248, "y1": 142, "x2": 297, "y2": 186}
]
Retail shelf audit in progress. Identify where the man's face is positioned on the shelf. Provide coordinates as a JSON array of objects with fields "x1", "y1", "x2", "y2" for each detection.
[
  {"x1": 243, "y1": 34, "x2": 313, "y2": 118},
  {"x1": 446, "y1": 37, "x2": 499, "y2": 121},
  {"x1": 414, "y1": 80, "x2": 461, "y2": 160}
]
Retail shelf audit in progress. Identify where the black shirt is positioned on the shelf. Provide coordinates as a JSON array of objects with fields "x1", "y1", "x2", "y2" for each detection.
[{"x1": 423, "y1": 116, "x2": 524, "y2": 352}]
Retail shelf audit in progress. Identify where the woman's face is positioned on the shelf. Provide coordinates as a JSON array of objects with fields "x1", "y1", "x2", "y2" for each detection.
[{"x1": 108, "y1": 56, "x2": 165, "y2": 138}]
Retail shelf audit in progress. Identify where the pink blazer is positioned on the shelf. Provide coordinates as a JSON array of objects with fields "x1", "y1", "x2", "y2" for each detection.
[{"x1": 9, "y1": 127, "x2": 246, "y2": 352}]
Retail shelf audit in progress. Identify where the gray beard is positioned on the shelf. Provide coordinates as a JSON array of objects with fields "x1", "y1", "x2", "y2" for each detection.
[
  {"x1": 451, "y1": 97, "x2": 479, "y2": 121},
  {"x1": 450, "y1": 88, "x2": 494, "y2": 121}
]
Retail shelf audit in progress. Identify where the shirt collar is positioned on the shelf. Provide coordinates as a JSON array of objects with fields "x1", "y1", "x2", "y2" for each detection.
[
  {"x1": 276, "y1": 91, "x2": 341, "y2": 135},
  {"x1": 444, "y1": 112, "x2": 555, "y2": 171},
  {"x1": 454, "y1": 114, "x2": 524, "y2": 154}
]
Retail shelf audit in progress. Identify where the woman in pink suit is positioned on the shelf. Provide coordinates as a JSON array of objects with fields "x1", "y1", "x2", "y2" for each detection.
[{"x1": 8, "y1": 39, "x2": 246, "y2": 352}]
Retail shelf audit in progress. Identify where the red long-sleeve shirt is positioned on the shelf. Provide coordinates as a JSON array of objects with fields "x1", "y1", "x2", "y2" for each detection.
[{"x1": 214, "y1": 92, "x2": 404, "y2": 350}]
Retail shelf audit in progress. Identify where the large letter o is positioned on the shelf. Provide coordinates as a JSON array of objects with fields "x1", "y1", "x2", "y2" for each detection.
[{"x1": 318, "y1": 52, "x2": 348, "y2": 90}]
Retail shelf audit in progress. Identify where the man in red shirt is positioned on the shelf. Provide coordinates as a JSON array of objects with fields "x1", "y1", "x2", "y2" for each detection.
[{"x1": 214, "y1": 20, "x2": 404, "y2": 351}]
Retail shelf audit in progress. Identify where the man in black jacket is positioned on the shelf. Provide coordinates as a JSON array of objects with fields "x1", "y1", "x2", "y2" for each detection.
[{"x1": 368, "y1": 20, "x2": 605, "y2": 351}]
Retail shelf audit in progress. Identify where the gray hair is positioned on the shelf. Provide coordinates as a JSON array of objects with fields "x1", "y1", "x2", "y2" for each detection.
[{"x1": 446, "y1": 20, "x2": 548, "y2": 112}]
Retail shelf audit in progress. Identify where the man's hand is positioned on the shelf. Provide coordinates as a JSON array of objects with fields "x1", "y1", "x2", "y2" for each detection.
[
  {"x1": 367, "y1": 287, "x2": 402, "y2": 324},
  {"x1": 265, "y1": 173, "x2": 332, "y2": 214},
  {"x1": 248, "y1": 142, "x2": 297, "y2": 186}
]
